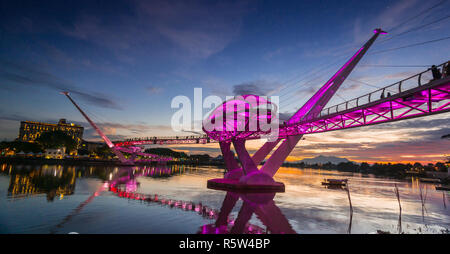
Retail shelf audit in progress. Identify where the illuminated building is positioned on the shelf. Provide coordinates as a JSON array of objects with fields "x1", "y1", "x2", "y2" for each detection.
[
  {"x1": 45, "y1": 147, "x2": 66, "y2": 159},
  {"x1": 18, "y1": 118, "x2": 84, "y2": 148}
]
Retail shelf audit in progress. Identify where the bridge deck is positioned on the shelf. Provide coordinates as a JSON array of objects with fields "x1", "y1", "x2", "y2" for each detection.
[
  {"x1": 279, "y1": 76, "x2": 450, "y2": 138},
  {"x1": 115, "y1": 62, "x2": 450, "y2": 147}
]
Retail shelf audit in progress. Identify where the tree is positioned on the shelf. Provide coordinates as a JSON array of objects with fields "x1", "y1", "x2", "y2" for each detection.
[
  {"x1": 413, "y1": 162, "x2": 423, "y2": 170},
  {"x1": 35, "y1": 130, "x2": 77, "y2": 152},
  {"x1": 190, "y1": 154, "x2": 211, "y2": 162},
  {"x1": 144, "y1": 148, "x2": 188, "y2": 158},
  {"x1": 337, "y1": 162, "x2": 359, "y2": 172},
  {"x1": 435, "y1": 162, "x2": 447, "y2": 172},
  {"x1": 77, "y1": 148, "x2": 90, "y2": 156},
  {"x1": 0, "y1": 141, "x2": 43, "y2": 153},
  {"x1": 95, "y1": 144, "x2": 114, "y2": 158},
  {"x1": 359, "y1": 162, "x2": 370, "y2": 171}
]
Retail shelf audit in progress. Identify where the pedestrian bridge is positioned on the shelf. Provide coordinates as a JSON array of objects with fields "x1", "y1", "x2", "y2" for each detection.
[{"x1": 115, "y1": 62, "x2": 450, "y2": 146}]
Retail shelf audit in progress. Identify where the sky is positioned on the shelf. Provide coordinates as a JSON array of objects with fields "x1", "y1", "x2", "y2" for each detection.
[{"x1": 0, "y1": 0, "x2": 449, "y2": 163}]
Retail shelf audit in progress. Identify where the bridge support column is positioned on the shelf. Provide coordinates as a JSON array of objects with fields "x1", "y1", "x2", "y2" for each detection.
[
  {"x1": 129, "y1": 153, "x2": 137, "y2": 164},
  {"x1": 260, "y1": 135, "x2": 303, "y2": 177},
  {"x1": 254, "y1": 200, "x2": 296, "y2": 234},
  {"x1": 230, "y1": 200, "x2": 256, "y2": 234},
  {"x1": 233, "y1": 139, "x2": 276, "y2": 185},
  {"x1": 251, "y1": 138, "x2": 281, "y2": 166},
  {"x1": 220, "y1": 141, "x2": 242, "y2": 180},
  {"x1": 232, "y1": 139, "x2": 258, "y2": 175},
  {"x1": 207, "y1": 29, "x2": 387, "y2": 190},
  {"x1": 215, "y1": 192, "x2": 239, "y2": 228}
]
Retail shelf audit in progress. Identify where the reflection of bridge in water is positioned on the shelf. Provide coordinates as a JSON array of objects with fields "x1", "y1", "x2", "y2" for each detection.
[
  {"x1": 2, "y1": 164, "x2": 186, "y2": 201},
  {"x1": 27, "y1": 165, "x2": 294, "y2": 234},
  {"x1": 108, "y1": 167, "x2": 295, "y2": 234},
  {"x1": 63, "y1": 28, "x2": 450, "y2": 191},
  {"x1": 39, "y1": 165, "x2": 192, "y2": 233},
  {"x1": 35, "y1": 165, "x2": 280, "y2": 234}
]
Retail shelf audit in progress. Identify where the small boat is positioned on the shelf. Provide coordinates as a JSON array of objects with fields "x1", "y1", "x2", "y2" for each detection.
[
  {"x1": 435, "y1": 185, "x2": 450, "y2": 191},
  {"x1": 322, "y1": 178, "x2": 348, "y2": 187},
  {"x1": 419, "y1": 178, "x2": 441, "y2": 183}
]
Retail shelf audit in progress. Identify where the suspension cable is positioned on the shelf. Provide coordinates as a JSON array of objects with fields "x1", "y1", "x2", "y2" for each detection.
[
  {"x1": 379, "y1": 14, "x2": 450, "y2": 43},
  {"x1": 386, "y1": 0, "x2": 447, "y2": 33},
  {"x1": 359, "y1": 64, "x2": 431, "y2": 67},
  {"x1": 370, "y1": 35, "x2": 450, "y2": 55}
]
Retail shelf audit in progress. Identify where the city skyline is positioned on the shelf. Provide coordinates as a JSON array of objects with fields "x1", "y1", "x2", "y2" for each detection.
[{"x1": 1, "y1": 0, "x2": 449, "y2": 163}]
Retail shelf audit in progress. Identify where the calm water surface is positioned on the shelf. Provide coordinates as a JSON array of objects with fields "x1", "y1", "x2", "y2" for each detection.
[{"x1": 0, "y1": 163, "x2": 448, "y2": 234}]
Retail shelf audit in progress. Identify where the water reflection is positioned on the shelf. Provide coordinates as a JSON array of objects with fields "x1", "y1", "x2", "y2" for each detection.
[
  {"x1": 42, "y1": 165, "x2": 196, "y2": 233},
  {"x1": 109, "y1": 178, "x2": 219, "y2": 219},
  {"x1": 200, "y1": 190, "x2": 296, "y2": 234},
  {"x1": 0, "y1": 163, "x2": 448, "y2": 234},
  {"x1": 2, "y1": 164, "x2": 188, "y2": 201},
  {"x1": 7, "y1": 165, "x2": 76, "y2": 201},
  {"x1": 108, "y1": 169, "x2": 284, "y2": 234}
]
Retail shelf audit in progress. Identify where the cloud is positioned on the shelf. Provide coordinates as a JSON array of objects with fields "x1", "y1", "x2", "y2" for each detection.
[
  {"x1": 365, "y1": 117, "x2": 450, "y2": 130},
  {"x1": 163, "y1": 145, "x2": 222, "y2": 156},
  {"x1": 350, "y1": 70, "x2": 421, "y2": 89},
  {"x1": 340, "y1": 82, "x2": 362, "y2": 92},
  {"x1": 375, "y1": 0, "x2": 420, "y2": 32},
  {"x1": 263, "y1": 46, "x2": 295, "y2": 61},
  {"x1": 0, "y1": 113, "x2": 30, "y2": 122},
  {"x1": 351, "y1": 0, "x2": 421, "y2": 43},
  {"x1": 232, "y1": 80, "x2": 282, "y2": 96},
  {"x1": 56, "y1": 0, "x2": 251, "y2": 61},
  {"x1": 82, "y1": 121, "x2": 173, "y2": 141},
  {"x1": 137, "y1": 0, "x2": 250, "y2": 59},
  {"x1": 146, "y1": 86, "x2": 163, "y2": 94},
  {"x1": 0, "y1": 112, "x2": 173, "y2": 141},
  {"x1": 0, "y1": 59, "x2": 122, "y2": 110},
  {"x1": 62, "y1": 14, "x2": 136, "y2": 51}
]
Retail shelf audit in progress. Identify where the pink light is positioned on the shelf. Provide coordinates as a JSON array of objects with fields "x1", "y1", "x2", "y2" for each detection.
[
  {"x1": 202, "y1": 94, "x2": 277, "y2": 141},
  {"x1": 373, "y1": 28, "x2": 388, "y2": 34}
]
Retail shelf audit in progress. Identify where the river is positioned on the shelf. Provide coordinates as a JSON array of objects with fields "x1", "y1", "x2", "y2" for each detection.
[{"x1": 0, "y1": 163, "x2": 448, "y2": 234}]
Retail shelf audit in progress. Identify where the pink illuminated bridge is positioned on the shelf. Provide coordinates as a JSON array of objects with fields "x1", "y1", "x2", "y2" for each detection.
[{"x1": 115, "y1": 62, "x2": 450, "y2": 146}]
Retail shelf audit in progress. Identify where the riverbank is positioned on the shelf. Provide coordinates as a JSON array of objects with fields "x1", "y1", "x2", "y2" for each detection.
[
  {"x1": 0, "y1": 156, "x2": 226, "y2": 167},
  {"x1": 1, "y1": 163, "x2": 448, "y2": 234},
  {"x1": 281, "y1": 162, "x2": 450, "y2": 183},
  {"x1": 1, "y1": 156, "x2": 448, "y2": 183}
]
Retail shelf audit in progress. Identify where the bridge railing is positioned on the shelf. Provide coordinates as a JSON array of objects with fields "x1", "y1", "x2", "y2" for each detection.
[
  {"x1": 318, "y1": 61, "x2": 447, "y2": 118},
  {"x1": 122, "y1": 134, "x2": 209, "y2": 142}
]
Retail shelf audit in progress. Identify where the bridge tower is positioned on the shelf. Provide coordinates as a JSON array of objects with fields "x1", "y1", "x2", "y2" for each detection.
[
  {"x1": 207, "y1": 29, "x2": 387, "y2": 190},
  {"x1": 62, "y1": 92, "x2": 162, "y2": 165}
]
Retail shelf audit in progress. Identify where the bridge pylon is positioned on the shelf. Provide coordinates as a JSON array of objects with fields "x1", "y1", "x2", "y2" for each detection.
[
  {"x1": 206, "y1": 29, "x2": 387, "y2": 191},
  {"x1": 62, "y1": 92, "x2": 169, "y2": 165}
]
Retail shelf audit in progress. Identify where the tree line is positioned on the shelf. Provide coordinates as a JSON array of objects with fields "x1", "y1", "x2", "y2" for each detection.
[
  {"x1": 282, "y1": 161, "x2": 448, "y2": 177},
  {"x1": 1, "y1": 130, "x2": 77, "y2": 154}
]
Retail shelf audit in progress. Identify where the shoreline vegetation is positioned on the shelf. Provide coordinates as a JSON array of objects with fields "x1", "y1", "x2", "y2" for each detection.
[
  {"x1": 281, "y1": 160, "x2": 448, "y2": 177},
  {"x1": 2, "y1": 141, "x2": 448, "y2": 181},
  {"x1": 2, "y1": 138, "x2": 448, "y2": 181},
  {"x1": 0, "y1": 156, "x2": 227, "y2": 167}
]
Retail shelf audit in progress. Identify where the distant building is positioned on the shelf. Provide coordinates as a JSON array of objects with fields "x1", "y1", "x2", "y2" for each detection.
[
  {"x1": 45, "y1": 147, "x2": 66, "y2": 159},
  {"x1": 80, "y1": 140, "x2": 104, "y2": 153},
  {"x1": 18, "y1": 119, "x2": 84, "y2": 148}
]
